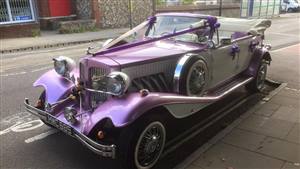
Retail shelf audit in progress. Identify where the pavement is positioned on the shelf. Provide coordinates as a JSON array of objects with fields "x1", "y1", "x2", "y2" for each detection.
[
  {"x1": 0, "y1": 13, "x2": 299, "y2": 169},
  {"x1": 177, "y1": 44, "x2": 300, "y2": 169},
  {"x1": 0, "y1": 28, "x2": 128, "y2": 53}
]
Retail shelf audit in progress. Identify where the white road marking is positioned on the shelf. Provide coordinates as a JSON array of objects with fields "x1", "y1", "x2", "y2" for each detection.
[
  {"x1": 272, "y1": 43, "x2": 300, "y2": 52},
  {"x1": 0, "y1": 71, "x2": 27, "y2": 77},
  {"x1": 269, "y1": 32, "x2": 298, "y2": 37},
  {"x1": 0, "y1": 122, "x2": 22, "y2": 135},
  {"x1": 11, "y1": 120, "x2": 44, "y2": 132},
  {"x1": 30, "y1": 66, "x2": 52, "y2": 73},
  {"x1": 0, "y1": 66, "x2": 51, "y2": 77},
  {"x1": 25, "y1": 129, "x2": 59, "y2": 143},
  {"x1": 0, "y1": 113, "x2": 45, "y2": 136}
]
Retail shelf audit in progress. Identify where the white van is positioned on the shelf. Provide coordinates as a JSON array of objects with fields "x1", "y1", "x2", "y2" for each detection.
[{"x1": 281, "y1": 0, "x2": 300, "y2": 12}]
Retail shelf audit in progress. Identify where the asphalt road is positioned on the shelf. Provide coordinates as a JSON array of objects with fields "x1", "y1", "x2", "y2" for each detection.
[{"x1": 0, "y1": 13, "x2": 299, "y2": 169}]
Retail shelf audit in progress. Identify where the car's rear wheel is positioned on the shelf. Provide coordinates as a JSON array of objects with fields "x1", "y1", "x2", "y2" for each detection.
[
  {"x1": 246, "y1": 59, "x2": 268, "y2": 92},
  {"x1": 118, "y1": 116, "x2": 166, "y2": 169}
]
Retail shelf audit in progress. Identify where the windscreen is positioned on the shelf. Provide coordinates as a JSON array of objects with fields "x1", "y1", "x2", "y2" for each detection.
[
  {"x1": 147, "y1": 16, "x2": 203, "y2": 37},
  {"x1": 100, "y1": 16, "x2": 204, "y2": 51}
]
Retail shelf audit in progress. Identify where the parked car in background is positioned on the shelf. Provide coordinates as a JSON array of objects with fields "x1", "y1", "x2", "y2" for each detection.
[
  {"x1": 25, "y1": 13, "x2": 272, "y2": 169},
  {"x1": 281, "y1": 0, "x2": 300, "y2": 12}
]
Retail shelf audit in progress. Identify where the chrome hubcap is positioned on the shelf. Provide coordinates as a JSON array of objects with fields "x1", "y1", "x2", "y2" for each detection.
[{"x1": 135, "y1": 122, "x2": 166, "y2": 169}]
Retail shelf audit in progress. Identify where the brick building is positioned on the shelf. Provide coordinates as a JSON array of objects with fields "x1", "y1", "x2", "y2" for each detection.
[{"x1": 0, "y1": 0, "x2": 39, "y2": 39}]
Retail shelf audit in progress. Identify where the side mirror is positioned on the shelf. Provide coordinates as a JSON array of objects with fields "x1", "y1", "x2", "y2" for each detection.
[
  {"x1": 220, "y1": 38, "x2": 231, "y2": 46},
  {"x1": 102, "y1": 39, "x2": 114, "y2": 47},
  {"x1": 207, "y1": 40, "x2": 216, "y2": 49}
]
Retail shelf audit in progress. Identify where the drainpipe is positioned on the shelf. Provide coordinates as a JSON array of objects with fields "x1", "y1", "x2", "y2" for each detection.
[
  {"x1": 128, "y1": 0, "x2": 133, "y2": 29},
  {"x1": 219, "y1": 0, "x2": 223, "y2": 16}
]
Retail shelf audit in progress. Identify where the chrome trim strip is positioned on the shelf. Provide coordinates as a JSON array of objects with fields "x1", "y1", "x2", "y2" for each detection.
[
  {"x1": 85, "y1": 88, "x2": 118, "y2": 96},
  {"x1": 24, "y1": 98, "x2": 116, "y2": 159},
  {"x1": 166, "y1": 77, "x2": 253, "y2": 101},
  {"x1": 231, "y1": 35, "x2": 254, "y2": 43},
  {"x1": 173, "y1": 53, "x2": 197, "y2": 93}
]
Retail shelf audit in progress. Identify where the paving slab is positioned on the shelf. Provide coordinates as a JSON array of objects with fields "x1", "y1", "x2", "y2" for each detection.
[
  {"x1": 278, "y1": 88, "x2": 300, "y2": 99},
  {"x1": 268, "y1": 94, "x2": 300, "y2": 109},
  {"x1": 285, "y1": 123, "x2": 300, "y2": 144},
  {"x1": 192, "y1": 143, "x2": 284, "y2": 169},
  {"x1": 257, "y1": 137, "x2": 300, "y2": 163},
  {"x1": 238, "y1": 114, "x2": 295, "y2": 139},
  {"x1": 272, "y1": 106, "x2": 300, "y2": 123},
  {"x1": 282, "y1": 162, "x2": 300, "y2": 169},
  {"x1": 222, "y1": 128, "x2": 266, "y2": 151},
  {"x1": 254, "y1": 102, "x2": 281, "y2": 117}
]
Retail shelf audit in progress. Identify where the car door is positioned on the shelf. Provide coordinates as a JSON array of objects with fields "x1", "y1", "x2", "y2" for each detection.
[
  {"x1": 210, "y1": 42, "x2": 238, "y2": 86},
  {"x1": 231, "y1": 33, "x2": 254, "y2": 74}
]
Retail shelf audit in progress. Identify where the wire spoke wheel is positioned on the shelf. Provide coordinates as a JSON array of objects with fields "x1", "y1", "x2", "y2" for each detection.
[
  {"x1": 256, "y1": 60, "x2": 268, "y2": 90},
  {"x1": 134, "y1": 122, "x2": 166, "y2": 169},
  {"x1": 186, "y1": 60, "x2": 207, "y2": 96}
]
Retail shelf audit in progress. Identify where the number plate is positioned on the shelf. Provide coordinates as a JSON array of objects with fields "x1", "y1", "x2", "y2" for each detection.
[{"x1": 46, "y1": 115, "x2": 73, "y2": 136}]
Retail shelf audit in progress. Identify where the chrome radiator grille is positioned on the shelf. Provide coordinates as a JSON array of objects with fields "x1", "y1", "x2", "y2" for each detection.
[{"x1": 89, "y1": 67, "x2": 110, "y2": 108}]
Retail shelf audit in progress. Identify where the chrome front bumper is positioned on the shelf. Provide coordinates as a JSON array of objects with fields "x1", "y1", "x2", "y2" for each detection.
[{"x1": 24, "y1": 98, "x2": 116, "y2": 159}]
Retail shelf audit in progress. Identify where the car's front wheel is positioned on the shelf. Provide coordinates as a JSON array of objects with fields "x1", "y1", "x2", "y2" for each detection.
[
  {"x1": 118, "y1": 116, "x2": 166, "y2": 169},
  {"x1": 37, "y1": 91, "x2": 53, "y2": 127}
]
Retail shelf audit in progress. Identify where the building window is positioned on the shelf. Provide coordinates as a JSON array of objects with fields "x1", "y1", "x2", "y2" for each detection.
[{"x1": 0, "y1": 0, "x2": 35, "y2": 25}]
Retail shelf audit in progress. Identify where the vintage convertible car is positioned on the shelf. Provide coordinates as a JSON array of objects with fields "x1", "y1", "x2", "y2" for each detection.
[{"x1": 25, "y1": 13, "x2": 272, "y2": 169}]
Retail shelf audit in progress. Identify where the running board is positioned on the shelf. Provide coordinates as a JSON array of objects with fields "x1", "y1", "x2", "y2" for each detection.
[{"x1": 160, "y1": 77, "x2": 253, "y2": 103}]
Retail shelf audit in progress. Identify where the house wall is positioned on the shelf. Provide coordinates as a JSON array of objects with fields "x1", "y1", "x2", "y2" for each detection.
[
  {"x1": 97, "y1": 0, "x2": 154, "y2": 28},
  {"x1": 0, "y1": 22, "x2": 40, "y2": 39},
  {"x1": 75, "y1": 0, "x2": 92, "y2": 19},
  {"x1": 93, "y1": 0, "x2": 240, "y2": 29}
]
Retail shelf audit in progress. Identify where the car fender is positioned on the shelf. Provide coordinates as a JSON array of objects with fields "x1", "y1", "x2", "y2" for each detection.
[
  {"x1": 33, "y1": 69, "x2": 78, "y2": 104},
  {"x1": 245, "y1": 47, "x2": 271, "y2": 77},
  {"x1": 84, "y1": 93, "x2": 167, "y2": 134},
  {"x1": 84, "y1": 91, "x2": 213, "y2": 135}
]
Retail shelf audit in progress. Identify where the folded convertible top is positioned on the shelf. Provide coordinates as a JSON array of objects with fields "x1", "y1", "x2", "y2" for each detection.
[{"x1": 217, "y1": 17, "x2": 272, "y2": 35}]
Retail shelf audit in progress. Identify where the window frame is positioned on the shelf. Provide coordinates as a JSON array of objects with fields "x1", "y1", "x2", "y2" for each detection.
[{"x1": 0, "y1": 0, "x2": 36, "y2": 25}]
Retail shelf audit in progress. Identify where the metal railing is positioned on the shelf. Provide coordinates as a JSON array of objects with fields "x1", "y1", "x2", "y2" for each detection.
[
  {"x1": 155, "y1": 0, "x2": 241, "y2": 17},
  {"x1": 0, "y1": 0, "x2": 35, "y2": 25},
  {"x1": 240, "y1": 0, "x2": 281, "y2": 18}
]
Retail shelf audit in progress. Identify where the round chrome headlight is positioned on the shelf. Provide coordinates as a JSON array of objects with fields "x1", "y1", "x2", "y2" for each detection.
[
  {"x1": 106, "y1": 72, "x2": 130, "y2": 96},
  {"x1": 53, "y1": 56, "x2": 76, "y2": 77}
]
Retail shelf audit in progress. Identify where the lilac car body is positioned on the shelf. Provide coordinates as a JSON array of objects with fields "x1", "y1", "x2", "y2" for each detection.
[{"x1": 25, "y1": 12, "x2": 272, "y2": 168}]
